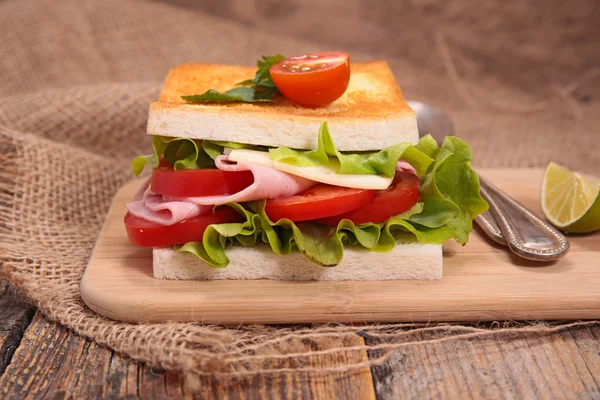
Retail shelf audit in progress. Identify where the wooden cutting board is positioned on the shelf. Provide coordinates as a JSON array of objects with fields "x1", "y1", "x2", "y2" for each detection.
[{"x1": 80, "y1": 168, "x2": 600, "y2": 324}]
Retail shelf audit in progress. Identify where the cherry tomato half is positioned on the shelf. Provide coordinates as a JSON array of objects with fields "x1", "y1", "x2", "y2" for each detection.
[
  {"x1": 270, "y1": 52, "x2": 350, "y2": 107},
  {"x1": 151, "y1": 167, "x2": 254, "y2": 198},
  {"x1": 265, "y1": 184, "x2": 376, "y2": 222},
  {"x1": 318, "y1": 173, "x2": 420, "y2": 225},
  {"x1": 124, "y1": 207, "x2": 243, "y2": 247}
]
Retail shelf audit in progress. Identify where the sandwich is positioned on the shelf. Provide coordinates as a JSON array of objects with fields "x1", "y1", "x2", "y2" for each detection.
[{"x1": 125, "y1": 52, "x2": 488, "y2": 281}]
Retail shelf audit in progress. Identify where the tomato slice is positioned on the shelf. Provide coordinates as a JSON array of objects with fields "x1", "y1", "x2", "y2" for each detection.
[
  {"x1": 318, "y1": 173, "x2": 420, "y2": 225},
  {"x1": 124, "y1": 207, "x2": 243, "y2": 247},
  {"x1": 265, "y1": 184, "x2": 376, "y2": 223},
  {"x1": 151, "y1": 167, "x2": 254, "y2": 198},
  {"x1": 270, "y1": 52, "x2": 351, "y2": 108}
]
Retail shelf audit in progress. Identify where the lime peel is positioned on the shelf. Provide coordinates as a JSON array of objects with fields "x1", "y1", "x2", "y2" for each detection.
[{"x1": 541, "y1": 162, "x2": 600, "y2": 233}]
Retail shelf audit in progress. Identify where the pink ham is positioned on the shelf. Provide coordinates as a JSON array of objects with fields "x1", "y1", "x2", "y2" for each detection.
[
  {"x1": 396, "y1": 160, "x2": 417, "y2": 175},
  {"x1": 127, "y1": 156, "x2": 317, "y2": 225},
  {"x1": 126, "y1": 178, "x2": 212, "y2": 225},
  {"x1": 166, "y1": 155, "x2": 317, "y2": 205}
]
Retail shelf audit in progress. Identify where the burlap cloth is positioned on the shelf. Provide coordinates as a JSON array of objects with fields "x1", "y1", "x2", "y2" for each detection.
[{"x1": 1, "y1": 0, "x2": 599, "y2": 382}]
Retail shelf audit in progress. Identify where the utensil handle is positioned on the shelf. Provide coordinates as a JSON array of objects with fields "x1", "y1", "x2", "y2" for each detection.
[
  {"x1": 479, "y1": 177, "x2": 569, "y2": 261},
  {"x1": 475, "y1": 210, "x2": 507, "y2": 246}
]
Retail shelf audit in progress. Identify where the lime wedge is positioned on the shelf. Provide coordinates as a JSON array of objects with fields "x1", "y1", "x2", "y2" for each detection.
[{"x1": 541, "y1": 162, "x2": 600, "y2": 233}]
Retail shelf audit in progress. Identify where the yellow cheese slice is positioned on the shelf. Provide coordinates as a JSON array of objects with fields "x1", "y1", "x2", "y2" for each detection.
[{"x1": 228, "y1": 149, "x2": 393, "y2": 190}]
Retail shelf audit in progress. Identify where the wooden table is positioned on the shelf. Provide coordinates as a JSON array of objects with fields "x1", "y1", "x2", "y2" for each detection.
[{"x1": 1, "y1": 278, "x2": 599, "y2": 399}]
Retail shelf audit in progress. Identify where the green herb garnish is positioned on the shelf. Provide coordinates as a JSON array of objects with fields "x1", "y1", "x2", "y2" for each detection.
[{"x1": 181, "y1": 55, "x2": 285, "y2": 103}]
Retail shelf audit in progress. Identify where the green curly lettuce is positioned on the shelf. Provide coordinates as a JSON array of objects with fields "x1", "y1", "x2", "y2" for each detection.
[
  {"x1": 131, "y1": 137, "x2": 263, "y2": 175},
  {"x1": 269, "y1": 122, "x2": 434, "y2": 177},
  {"x1": 174, "y1": 135, "x2": 489, "y2": 267}
]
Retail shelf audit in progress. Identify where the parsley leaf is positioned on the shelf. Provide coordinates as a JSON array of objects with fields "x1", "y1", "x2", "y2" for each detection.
[
  {"x1": 252, "y1": 55, "x2": 284, "y2": 89},
  {"x1": 181, "y1": 87, "x2": 271, "y2": 103},
  {"x1": 182, "y1": 55, "x2": 285, "y2": 103}
]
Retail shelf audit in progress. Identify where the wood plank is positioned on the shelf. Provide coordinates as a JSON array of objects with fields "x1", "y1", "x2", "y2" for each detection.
[
  {"x1": 193, "y1": 334, "x2": 375, "y2": 399},
  {"x1": 364, "y1": 324, "x2": 600, "y2": 399},
  {"x1": 0, "y1": 313, "x2": 187, "y2": 399},
  {"x1": 0, "y1": 280, "x2": 35, "y2": 376},
  {"x1": 0, "y1": 313, "x2": 375, "y2": 399},
  {"x1": 2, "y1": 312, "x2": 598, "y2": 399},
  {"x1": 81, "y1": 168, "x2": 600, "y2": 324}
]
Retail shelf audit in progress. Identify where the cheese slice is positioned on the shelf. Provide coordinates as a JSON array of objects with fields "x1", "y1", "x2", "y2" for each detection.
[{"x1": 228, "y1": 149, "x2": 393, "y2": 190}]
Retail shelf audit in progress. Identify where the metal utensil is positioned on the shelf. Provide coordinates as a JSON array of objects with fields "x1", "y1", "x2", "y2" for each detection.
[
  {"x1": 408, "y1": 100, "x2": 453, "y2": 145},
  {"x1": 474, "y1": 207, "x2": 506, "y2": 246},
  {"x1": 407, "y1": 100, "x2": 570, "y2": 261},
  {"x1": 480, "y1": 177, "x2": 570, "y2": 261}
]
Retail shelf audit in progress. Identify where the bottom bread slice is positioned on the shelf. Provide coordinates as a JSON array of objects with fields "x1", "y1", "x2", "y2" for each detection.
[{"x1": 153, "y1": 243, "x2": 443, "y2": 281}]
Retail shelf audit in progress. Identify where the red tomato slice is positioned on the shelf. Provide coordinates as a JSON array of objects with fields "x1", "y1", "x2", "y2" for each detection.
[
  {"x1": 265, "y1": 184, "x2": 376, "y2": 223},
  {"x1": 151, "y1": 167, "x2": 254, "y2": 198},
  {"x1": 124, "y1": 207, "x2": 243, "y2": 247},
  {"x1": 270, "y1": 52, "x2": 351, "y2": 107},
  {"x1": 318, "y1": 173, "x2": 420, "y2": 225}
]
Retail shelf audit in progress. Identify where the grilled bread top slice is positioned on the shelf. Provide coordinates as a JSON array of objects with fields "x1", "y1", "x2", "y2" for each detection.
[{"x1": 147, "y1": 61, "x2": 418, "y2": 150}]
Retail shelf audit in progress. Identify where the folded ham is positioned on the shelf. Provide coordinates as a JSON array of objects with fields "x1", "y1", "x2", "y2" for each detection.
[
  {"x1": 126, "y1": 179, "x2": 212, "y2": 225},
  {"x1": 396, "y1": 160, "x2": 416, "y2": 175},
  {"x1": 126, "y1": 156, "x2": 316, "y2": 225},
  {"x1": 169, "y1": 156, "x2": 316, "y2": 205},
  {"x1": 127, "y1": 156, "x2": 416, "y2": 226}
]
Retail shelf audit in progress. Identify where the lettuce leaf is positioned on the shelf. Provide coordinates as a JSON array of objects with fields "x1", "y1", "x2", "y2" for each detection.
[
  {"x1": 131, "y1": 137, "x2": 261, "y2": 175},
  {"x1": 175, "y1": 135, "x2": 489, "y2": 267},
  {"x1": 201, "y1": 140, "x2": 266, "y2": 160},
  {"x1": 131, "y1": 136, "x2": 213, "y2": 175},
  {"x1": 175, "y1": 202, "x2": 418, "y2": 268},
  {"x1": 269, "y1": 122, "x2": 434, "y2": 178}
]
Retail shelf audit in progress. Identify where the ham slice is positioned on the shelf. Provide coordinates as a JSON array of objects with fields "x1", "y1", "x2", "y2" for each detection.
[
  {"x1": 127, "y1": 179, "x2": 212, "y2": 225},
  {"x1": 167, "y1": 155, "x2": 317, "y2": 205},
  {"x1": 127, "y1": 156, "x2": 317, "y2": 225},
  {"x1": 396, "y1": 160, "x2": 417, "y2": 175}
]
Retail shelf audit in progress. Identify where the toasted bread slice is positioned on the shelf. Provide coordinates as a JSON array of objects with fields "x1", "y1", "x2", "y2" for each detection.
[{"x1": 147, "y1": 61, "x2": 418, "y2": 150}]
